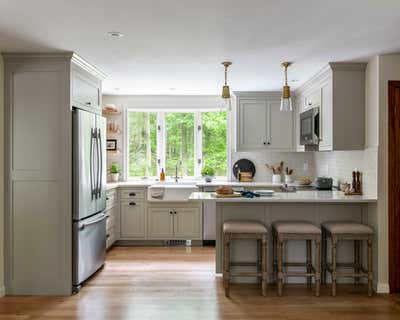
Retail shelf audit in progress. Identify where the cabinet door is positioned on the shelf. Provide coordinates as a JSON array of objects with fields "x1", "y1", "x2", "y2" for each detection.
[
  {"x1": 174, "y1": 208, "x2": 202, "y2": 240},
  {"x1": 147, "y1": 207, "x2": 174, "y2": 239},
  {"x1": 237, "y1": 99, "x2": 269, "y2": 150},
  {"x1": 268, "y1": 101, "x2": 294, "y2": 150},
  {"x1": 120, "y1": 201, "x2": 145, "y2": 238},
  {"x1": 319, "y1": 80, "x2": 333, "y2": 151},
  {"x1": 72, "y1": 69, "x2": 101, "y2": 112}
]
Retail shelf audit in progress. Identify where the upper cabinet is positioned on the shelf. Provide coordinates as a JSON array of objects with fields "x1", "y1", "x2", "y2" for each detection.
[
  {"x1": 234, "y1": 92, "x2": 294, "y2": 152},
  {"x1": 295, "y1": 63, "x2": 366, "y2": 151}
]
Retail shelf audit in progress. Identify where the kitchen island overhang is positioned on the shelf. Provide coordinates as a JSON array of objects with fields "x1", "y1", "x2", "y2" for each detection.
[{"x1": 190, "y1": 191, "x2": 378, "y2": 287}]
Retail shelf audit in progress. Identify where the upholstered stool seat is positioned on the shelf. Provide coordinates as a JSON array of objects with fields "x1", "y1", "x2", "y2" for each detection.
[
  {"x1": 272, "y1": 221, "x2": 321, "y2": 296},
  {"x1": 222, "y1": 220, "x2": 268, "y2": 297},
  {"x1": 321, "y1": 221, "x2": 374, "y2": 296},
  {"x1": 223, "y1": 220, "x2": 268, "y2": 234},
  {"x1": 322, "y1": 222, "x2": 373, "y2": 235}
]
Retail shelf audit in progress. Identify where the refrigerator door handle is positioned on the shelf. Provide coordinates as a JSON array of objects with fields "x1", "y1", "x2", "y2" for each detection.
[
  {"x1": 78, "y1": 213, "x2": 107, "y2": 230},
  {"x1": 97, "y1": 128, "x2": 103, "y2": 198},
  {"x1": 90, "y1": 128, "x2": 96, "y2": 200}
]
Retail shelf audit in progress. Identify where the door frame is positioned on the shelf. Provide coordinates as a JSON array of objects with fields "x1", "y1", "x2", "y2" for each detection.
[{"x1": 388, "y1": 80, "x2": 400, "y2": 293}]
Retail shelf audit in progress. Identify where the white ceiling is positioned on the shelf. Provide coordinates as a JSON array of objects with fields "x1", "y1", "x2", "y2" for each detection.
[{"x1": 1, "y1": 0, "x2": 400, "y2": 95}]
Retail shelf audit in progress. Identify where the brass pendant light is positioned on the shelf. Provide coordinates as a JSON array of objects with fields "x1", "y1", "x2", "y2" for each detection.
[
  {"x1": 280, "y1": 61, "x2": 293, "y2": 112},
  {"x1": 221, "y1": 61, "x2": 232, "y2": 109}
]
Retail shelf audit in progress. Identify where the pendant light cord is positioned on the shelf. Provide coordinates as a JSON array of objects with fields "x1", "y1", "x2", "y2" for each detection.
[
  {"x1": 284, "y1": 65, "x2": 288, "y2": 86},
  {"x1": 224, "y1": 65, "x2": 228, "y2": 86}
]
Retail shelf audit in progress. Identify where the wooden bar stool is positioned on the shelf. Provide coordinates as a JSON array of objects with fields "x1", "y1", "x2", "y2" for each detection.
[
  {"x1": 272, "y1": 221, "x2": 321, "y2": 296},
  {"x1": 321, "y1": 221, "x2": 374, "y2": 296},
  {"x1": 222, "y1": 220, "x2": 268, "y2": 297}
]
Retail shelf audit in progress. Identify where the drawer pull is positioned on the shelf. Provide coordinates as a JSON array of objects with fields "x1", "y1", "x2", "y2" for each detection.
[
  {"x1": 129, "y1": 202, "x2": 136, "y2": 206},
  {"x1": 106, "y1": 197, "x2": 110, "y2": 200},
  {"x1": 86, "y1": 102, "x2": 92, "y2": 105},
  {"x1": 106, "y1": 234, "x2": 110, "y2": 239},
  {"x1": 129, "y1": 192, "x2": 136, "y2": 196}
]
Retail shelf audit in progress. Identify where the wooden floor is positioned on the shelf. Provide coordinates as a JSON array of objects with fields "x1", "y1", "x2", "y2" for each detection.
[{"x1": 1, "y1": 246, "x2": 400, "y2": 319}]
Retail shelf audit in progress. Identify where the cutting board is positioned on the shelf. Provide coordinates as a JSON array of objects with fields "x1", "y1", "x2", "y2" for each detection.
[{"x1": 212, "y1": 192, "x2": 242, "y2": 198}]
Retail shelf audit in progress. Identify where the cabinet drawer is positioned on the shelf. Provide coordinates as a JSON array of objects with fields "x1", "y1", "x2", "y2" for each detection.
[
  {"x1": 106, "y1": 189, "x2": 118, "y2": 210},
  {"x1": 120, "y1": 189, "x2": 145, "y2": 199},
  {"x1": 106, "y1": 232, "x2": 115, "y2": 249},
  {"x1": 106, "y1": 213, "x2": 115, "y2": 231},
  {"x1": 72, "y1": 71, "x2": 100, "y2": 110}
]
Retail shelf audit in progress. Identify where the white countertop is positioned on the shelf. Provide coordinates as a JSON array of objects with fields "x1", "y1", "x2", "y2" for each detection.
[
  {"x1": 106, "y1": 179, "x2": 294, "y2": 190},
  {"x1": 189, "y1": 191, "x2": 377, "y2": 203}
]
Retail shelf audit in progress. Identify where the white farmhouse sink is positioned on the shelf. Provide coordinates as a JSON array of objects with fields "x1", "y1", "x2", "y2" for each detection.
[{"x1": 148, "y1": 182, "x2": 199, "y2": 202}]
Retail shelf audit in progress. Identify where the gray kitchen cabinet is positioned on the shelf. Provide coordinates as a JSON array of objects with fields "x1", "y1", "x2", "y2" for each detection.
[
  {"x1": 3, "y1": 52, "x2": 105, "y2": 295},
  {"x1": 295, "y1": 62, "x2": 366, "y2": 151},
  {"x1": 147, "y1": 207, "x2": 174, "y2": 238},
  {"x1": 174, "y1": 207, "x2": 202, "y2": 240},
  {"x1": 147, "y1": 206, "x2": 202, "y2": 240},
  {"x1": 235, "y1": 92, "x2": 294, "y2": 151},
  {"x1": 120, "y1": 200, "x2": 146, "y2": 239},
  {"x1": 105, "y1": 188, "x2": 119, "y2": 249}
]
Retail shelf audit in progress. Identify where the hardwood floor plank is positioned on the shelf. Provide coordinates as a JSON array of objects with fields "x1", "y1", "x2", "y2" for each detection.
[{"x1": 0, "y1": 246, "x2": 399, "y2": 319}]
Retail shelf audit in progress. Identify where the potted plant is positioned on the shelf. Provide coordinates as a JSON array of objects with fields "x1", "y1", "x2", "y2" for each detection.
[
  {"x1": 109, "y1": 163, "x2": 121, "y2": 182},
  {"x1": 201, "y1": 166, "x2": 215, "y2": 183}
]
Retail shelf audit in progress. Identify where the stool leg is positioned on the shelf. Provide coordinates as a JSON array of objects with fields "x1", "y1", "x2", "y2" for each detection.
[
  {"x1": 354, "y1": 240, "x2": 360, "y2": 285},
  {"x1": 257, "y1": 239, "x2": 262, "y2": 288},
  {"x1": 306, "y1": 240, "x2": 312, "y2": 288},
  {"x1": 273, "y1": 230, "x2": 277, "y2": 283},
  {"x1": 321, "y1": 229, "x2": 327, "y2": 285},
  {"x1": 315, "y1": 239, "x2": 321, "y2": 297},
  {"x1": 277, "y1": 239, "x2": 283, "y2": 296},
  {"x1": 223, "y1": 233, "x2": 230, "y2": 297},
  {"x1": 368, "y1": 238, "x2": 373, "y2": 297},
  {"x1": 261, "y1": 234, "x2": 268, "y2": 296},
  {"x1": 331, "y1": 237, "x2": 337, "y2": 297}
]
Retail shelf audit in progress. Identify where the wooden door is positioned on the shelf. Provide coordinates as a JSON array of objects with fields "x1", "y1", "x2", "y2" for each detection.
[{"x1": 389, "y1": 80, "x2": 400, "y2": 293}]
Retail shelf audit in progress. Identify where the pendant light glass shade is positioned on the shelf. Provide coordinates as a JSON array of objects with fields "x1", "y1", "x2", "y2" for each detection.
[{"x1": 280, "y1": 62, "x2": 293, "y2": 112}]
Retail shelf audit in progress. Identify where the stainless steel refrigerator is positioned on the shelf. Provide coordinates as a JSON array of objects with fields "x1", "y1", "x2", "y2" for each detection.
[{"x1": 72, "y1": 108, "x2": 107, "y2": 292}]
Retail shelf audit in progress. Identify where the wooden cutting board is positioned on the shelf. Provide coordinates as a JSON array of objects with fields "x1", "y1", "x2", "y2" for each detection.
[{"x1": 212, "y1": 192, "x2": 242, "y2": 198}]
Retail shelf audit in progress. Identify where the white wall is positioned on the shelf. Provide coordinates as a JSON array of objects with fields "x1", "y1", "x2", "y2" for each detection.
[{"x1": 0, "y1": 55, "x2": 4, "y2": 296}]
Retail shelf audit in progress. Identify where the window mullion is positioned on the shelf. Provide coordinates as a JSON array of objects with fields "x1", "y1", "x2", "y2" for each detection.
[
  {"x1": 194, "y1": 112, "x2": 202, "y2": 178},
  {"x1": 156, "y1": 112, "x2": 165, "y2": 175}
]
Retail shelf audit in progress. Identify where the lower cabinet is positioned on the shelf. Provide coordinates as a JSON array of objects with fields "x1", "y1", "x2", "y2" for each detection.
[
  {"x1": 120, "y1": 200, "x2": 146, "y2": 239},
  {"x1": 147, "y1": 206, "x2": 202, "y2": 240}
]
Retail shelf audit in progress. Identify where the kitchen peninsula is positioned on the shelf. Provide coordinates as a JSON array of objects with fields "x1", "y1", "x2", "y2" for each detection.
[{"x1": 189, "y1": 191, "x2": 377, "y2": 282}]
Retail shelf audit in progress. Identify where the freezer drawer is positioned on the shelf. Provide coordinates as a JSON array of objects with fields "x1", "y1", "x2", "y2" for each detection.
[{"x1": 73, "y1": 212, "x2": 107, "y2": 287}]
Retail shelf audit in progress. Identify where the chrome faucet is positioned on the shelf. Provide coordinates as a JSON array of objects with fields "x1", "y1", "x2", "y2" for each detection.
[{"x1": 174, "y1": 160, "x2": 182, "y2": 182}]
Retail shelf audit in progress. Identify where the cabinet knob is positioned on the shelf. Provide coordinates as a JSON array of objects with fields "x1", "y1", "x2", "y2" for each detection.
[
  {"x1": 129, "y1": 192, "x2": 136, "y2": 196},
  {"x1": 263, "y1": 142, "x2": 266, "y2": 145},
  {"x1": 86, "y1": 102, "x2": 92, "y2": 105},
  {"x1": 169, "y1": 211, "x2": 173, "y2": 215},
  {"x1": 174, "y1": 211, "x2": 177, "y2": 214},
  {"x1": 106, "y1": 197, "x2": 109, "y2": 200},
  {"x1": 129, "y1": 202, "x2": 136, "y2": 206},
  {"x1": 267, "y1": 142, "x2": 271, "y2": 145}
]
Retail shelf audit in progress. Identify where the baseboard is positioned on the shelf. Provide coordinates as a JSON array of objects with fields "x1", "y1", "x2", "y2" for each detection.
[
  {"x1": 0, "y1": 285, "x2": 5, "y2": 297},
  {"x1": 377, "y1": 283, "x2": 390, "y2": 293}
]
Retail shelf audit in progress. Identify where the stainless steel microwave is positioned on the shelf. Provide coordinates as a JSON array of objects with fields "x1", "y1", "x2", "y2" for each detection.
[{"x1": 300, "y1": 107, "x2": 320, "y2": 145}]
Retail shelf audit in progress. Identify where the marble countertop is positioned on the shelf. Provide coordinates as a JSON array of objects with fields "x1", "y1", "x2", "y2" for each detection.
[
  {"x1": 189, "y1": 191, "x2": 377, "y2": 203},
  {"x1": 106, "y1": 179, "x2": 295, "y2": 190}
]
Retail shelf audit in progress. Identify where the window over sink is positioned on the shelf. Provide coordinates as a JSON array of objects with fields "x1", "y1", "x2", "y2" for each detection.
[{"x1": 127, "y1": 110, "x2": 227, "y2": 178}]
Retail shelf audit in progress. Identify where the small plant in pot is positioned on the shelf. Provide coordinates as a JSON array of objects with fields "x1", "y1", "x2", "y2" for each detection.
[
  {"x1": 109, "y1": 163, "x2": 121, "y2": 182},
  {"x1": 201, "y1": 166, "x2": 215, "y2": 183}
]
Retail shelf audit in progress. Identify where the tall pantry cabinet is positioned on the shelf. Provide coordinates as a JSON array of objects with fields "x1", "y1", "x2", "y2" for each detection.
[{"x1": 3, "y1": 53, "x2": 106, "y2": 295}]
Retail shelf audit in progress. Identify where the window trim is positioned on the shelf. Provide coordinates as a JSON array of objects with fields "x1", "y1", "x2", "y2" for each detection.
[{"x1": 124, "y1": 108, "x2": 229, "y2": 179}]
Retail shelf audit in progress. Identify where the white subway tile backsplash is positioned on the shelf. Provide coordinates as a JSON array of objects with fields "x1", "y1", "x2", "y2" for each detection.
[{"x1": 313, "y1": 147, "x2": 377, "y2": 196}]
